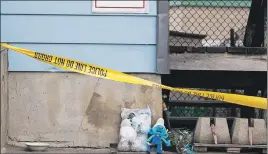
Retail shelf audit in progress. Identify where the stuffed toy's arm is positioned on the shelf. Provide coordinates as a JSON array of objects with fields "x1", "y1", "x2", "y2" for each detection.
[
  {"x1": 147, "y1": 135, "x2": 154, "y2": 142},
  {"x1": 161, "y1": 137, "x2": 171, "y2": 147}
]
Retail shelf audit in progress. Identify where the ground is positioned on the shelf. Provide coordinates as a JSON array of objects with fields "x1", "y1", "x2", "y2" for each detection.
[{"x1": 2, "y1": 145, "x2": 178, "y2": 154}]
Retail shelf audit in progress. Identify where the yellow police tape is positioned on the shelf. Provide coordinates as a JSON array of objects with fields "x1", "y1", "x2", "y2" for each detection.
[{"x1": 1, "y1": 43, "x2": 267, "y2": 109}]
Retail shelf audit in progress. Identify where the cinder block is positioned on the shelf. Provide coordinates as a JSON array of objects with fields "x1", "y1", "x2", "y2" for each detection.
[
  {"x1": 231, "y1": 118, "x2": 249, "y2": 144},
  {"x1": 215, "y1": 118, "x2": 231, "y2": 144},
  {"x1": 251, "y1": 118, "x2": 267, "y2": 145},
  {"x1": 194, "y1": 117, "x2": 213, "y2": 143}
]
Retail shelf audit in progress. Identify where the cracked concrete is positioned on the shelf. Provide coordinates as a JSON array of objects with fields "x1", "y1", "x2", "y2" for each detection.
[{"x1": 6, "y1": 72, "x2": 162, "y2": 148}]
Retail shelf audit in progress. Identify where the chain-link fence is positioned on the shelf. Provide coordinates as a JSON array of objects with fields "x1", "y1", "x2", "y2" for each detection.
[
  {"x1": 169, "y1": 0, "x2": 266, "y2": 47},
  {"x1": 167, "y1": 0, "x2": 266, "y2": 120},
  {"x1": 166, "y1": 89, "x2": 265, "y2": 118}
]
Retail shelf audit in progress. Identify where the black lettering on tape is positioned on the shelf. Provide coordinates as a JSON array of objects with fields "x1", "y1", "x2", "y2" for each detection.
[
  {"x1": 205, "y1": 93, "x2": 224, "y2": 101},
  {"x1": 88, "y1": 66, "x2": 92, "y2": 74},
  {"x1": 87, "y1": 66, "x2": 107, "y2": 77},
  {"x1": 102, "y1": 70, "x2": 107, "y2": 77},
  {"x1": 44, "y1": 55, "x2": 48, "y2": 61},
  {"x1": 193, "y1": 91, "x2": 205, "y2": 97},
  {"x1": 152, "y1": 84, "x2": 225, "y2": 101},
  {"x1": 53, "y1": 57, "x2": 65, "y2": 66},
  {"x1": 96, "y1": 68, "x2": 101, "y2": 76},
  {"x1": 74, "y1": 62, "x2": 87, "y2": 72},
  {"x1": 66, "y1": 60, "x2": 74, "y2": 68},
  {"x1": 34, "y1": 52, "x2": 52, "y2": 63},
  {"x1": 206, "y1": 93, "x2": 212, "y2": 99},
  {"x1": 91, "y1": 67, "x2": 96, "y2": 74},
  {"x1": 83, "y1": 64, "x2": 87, "y2": 72},
  {"x1": 216, "y1": 95, "x2": 224, "y2": 101},
  {"x1": 89, "y1": 66, "x2": 96, "y2": 74},
  {"x1": 96, "y1": 68, "x2": 106, "y2": 77}
]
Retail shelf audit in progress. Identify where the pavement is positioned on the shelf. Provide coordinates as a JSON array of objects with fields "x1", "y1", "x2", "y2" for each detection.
[
  {"x1": 2, "y1": 145, "x2": 262, "y2": 154},
  {"x1": 1, "y1": 145, "x2": 177, "y2": 154}
]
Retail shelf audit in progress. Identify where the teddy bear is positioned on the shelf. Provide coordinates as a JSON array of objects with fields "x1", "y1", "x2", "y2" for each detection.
[
  {"x1": 130, "y1": 111, "x2": 151, "y2": 152},
  {"x1": 117, "y1": 118, "x2": 137, "y2": 151},
  {"x1": 118, "y1": 106, "x2": 152, "y2": 152}
]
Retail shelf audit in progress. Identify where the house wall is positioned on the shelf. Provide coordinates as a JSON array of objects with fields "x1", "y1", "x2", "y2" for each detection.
[
  {"x1": 1, "y1": 1, "x2": 163, "y2": 148},
  {"x1": 1, "y1": 1, "x2": 157, "y2": 72}
]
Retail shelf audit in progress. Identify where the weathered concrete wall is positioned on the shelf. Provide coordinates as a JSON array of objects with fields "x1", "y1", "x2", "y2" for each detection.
[
  {"x1": 7, "y1": 73, "x2": 162, "y2": 148},
  {"x1": 1, "y1": 48, "x2": 8, "y2": 151}
]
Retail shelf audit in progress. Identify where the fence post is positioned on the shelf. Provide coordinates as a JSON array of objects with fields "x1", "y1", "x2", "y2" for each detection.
[{"x1": 1, "y1": 47, "x2": 8, "y2": 151}]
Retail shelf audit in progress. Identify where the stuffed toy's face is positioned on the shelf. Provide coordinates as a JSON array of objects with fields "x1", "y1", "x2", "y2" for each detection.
[
  {"x1": 151, "y1": 125, "x2": 168, "y2": 138},
  {"x1": 128, "y1": 112, "x2": 136, "y2": 121}
]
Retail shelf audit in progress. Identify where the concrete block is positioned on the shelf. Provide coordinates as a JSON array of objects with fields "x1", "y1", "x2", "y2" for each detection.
[
  {"x1": 251, "y1": 118, "x2": 267, "y2": 145},
  {"x1": 194, "y1": 117, "x2": 213, "y2": 143},
  {"x1": 7, "y1": 73, "x2": 162, "y2": 148},
  {"x1": 1, "y1": 48, "x2": 8, "y2": 148},
  {"x1": 214, "y1": 118, "x2": 231, "y2": 144},
  {"x1": 231, "y1": 118, "x2": 249, "y2": 144}
]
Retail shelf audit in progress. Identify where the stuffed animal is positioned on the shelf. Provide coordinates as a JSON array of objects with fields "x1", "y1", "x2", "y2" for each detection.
[
  {"x1": 131, "y1": 134, "x2": 148, "y2": 151},
  {"x1": 130, "y1": 113, "x2": 151, "y2": 151},
  {"x1": 117, "y1": 119, "x2": 137, "y2": 151},
  {"x1": 118, "y1": 106, "x2": 152, "y2": 152},
  {"x1": 147, "y1": 118, "x2": 171, "y2": 154}
]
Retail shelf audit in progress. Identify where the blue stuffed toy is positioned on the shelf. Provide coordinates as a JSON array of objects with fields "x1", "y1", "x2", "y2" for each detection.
[{"x1": 146, "y1": 118, "x2": 171, "y2": 153}]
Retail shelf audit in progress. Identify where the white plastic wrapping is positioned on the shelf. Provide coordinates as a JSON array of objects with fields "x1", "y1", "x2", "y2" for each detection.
[{"x1": 117, "y1": 106, "x2": 152, "y2": 152}]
